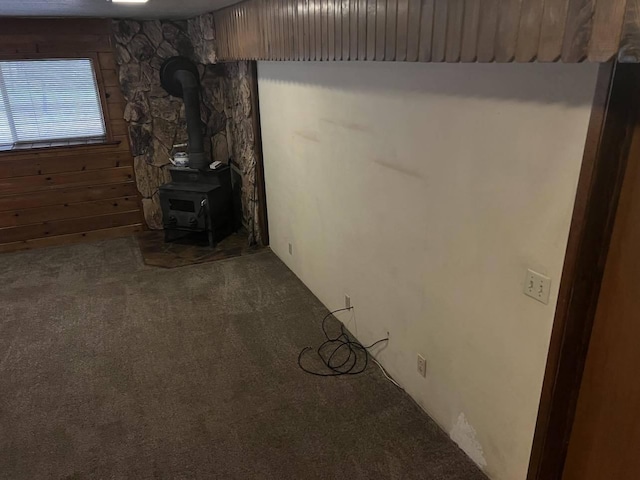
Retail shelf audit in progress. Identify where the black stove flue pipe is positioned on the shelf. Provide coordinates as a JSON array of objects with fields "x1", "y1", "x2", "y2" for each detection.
[{"x1": 160, "y1": 56, "x2": 207, "y2": 170}]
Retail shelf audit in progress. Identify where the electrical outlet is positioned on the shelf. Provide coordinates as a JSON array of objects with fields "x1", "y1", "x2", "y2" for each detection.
[
  {"x1": 417, "y1": 354, "x2": 427, "y2": 378},
  {"x1": 345, "y1": 294, "x2": 351, "y2": 309},
  {"x1": 524, "y1": 269, "x2": 551, "y2": 305},
  {"x1": 288, "y1": 243, "x2": 293, "y2": 255}
]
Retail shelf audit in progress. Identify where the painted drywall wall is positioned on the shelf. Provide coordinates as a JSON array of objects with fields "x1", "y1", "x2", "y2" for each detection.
[{"x1": 257, "y1": 61, "x2": 599, "y2": 480}]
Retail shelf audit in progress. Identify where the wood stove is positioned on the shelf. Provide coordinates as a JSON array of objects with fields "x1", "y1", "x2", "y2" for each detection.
[
  {"x1": 159, "y1": 165, "x2": 234, "y2": 246},
  {"x1": 157, "y1": 56, "x2": 236, "y2": 247}
]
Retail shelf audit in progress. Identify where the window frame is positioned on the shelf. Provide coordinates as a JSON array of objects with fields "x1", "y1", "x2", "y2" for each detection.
[{"x1": 0, "y1": 52, "x2": 114, "y2": 152}]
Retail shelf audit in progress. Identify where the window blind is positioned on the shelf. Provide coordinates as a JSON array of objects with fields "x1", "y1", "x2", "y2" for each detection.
[{"x1": 0, "y1": 59, "x2": 106, "y2": 148}]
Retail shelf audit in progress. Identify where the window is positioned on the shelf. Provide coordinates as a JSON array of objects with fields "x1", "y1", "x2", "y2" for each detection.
[{"x1": 0, "y1": 58, "x2": 106, "y2": 150}]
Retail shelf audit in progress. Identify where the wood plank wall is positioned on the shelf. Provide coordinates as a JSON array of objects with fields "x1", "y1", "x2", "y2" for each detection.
[
  {"x1": 213, "y1": 0, "x2": 632, "y2": 63},
  {"x1": 0, "y1": 19, "x2": 144, "y2": 253}
]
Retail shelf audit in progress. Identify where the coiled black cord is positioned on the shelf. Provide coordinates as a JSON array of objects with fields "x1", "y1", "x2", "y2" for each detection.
[{"x1": 298, "y1": 307, "x2": 389, "y2": 377}]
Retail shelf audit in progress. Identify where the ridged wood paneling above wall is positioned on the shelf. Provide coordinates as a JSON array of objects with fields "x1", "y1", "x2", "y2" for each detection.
[{"x1": 213, "y1": 0, "x2": 635, "y2": 63}]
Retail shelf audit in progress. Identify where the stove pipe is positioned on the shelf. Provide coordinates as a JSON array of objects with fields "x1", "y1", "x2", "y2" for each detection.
[{"x1": 159, "y1": 57, "x2": 207, "y2": 170}]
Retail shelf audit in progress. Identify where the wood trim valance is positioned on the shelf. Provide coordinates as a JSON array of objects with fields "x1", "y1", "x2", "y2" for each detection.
[{"x1": 213, "y1": 0, "x2": 639, "y2": 63}]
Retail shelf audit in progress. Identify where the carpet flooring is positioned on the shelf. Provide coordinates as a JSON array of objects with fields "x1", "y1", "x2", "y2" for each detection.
[{"x1": 0, "y1": 237, "x2": 487, "y2": 480}]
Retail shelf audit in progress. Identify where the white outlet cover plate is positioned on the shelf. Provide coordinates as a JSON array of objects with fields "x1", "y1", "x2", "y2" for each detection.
[
  {"x1": 524, "y1": 269, "x2": 551, "y2": 305},
  {"x1": 417, "y1": 354, "x2": 427, "y2": 378}
]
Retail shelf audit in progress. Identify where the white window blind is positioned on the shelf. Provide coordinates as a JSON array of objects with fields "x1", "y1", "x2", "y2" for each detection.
[{"x1": 0, "y1": 59, "x2": 106, "y2": 149}]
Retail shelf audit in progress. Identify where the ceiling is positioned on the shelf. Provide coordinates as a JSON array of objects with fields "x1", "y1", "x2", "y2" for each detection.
[{"x1": 0, "y1": 0, "x2": 238, "y2": 19}]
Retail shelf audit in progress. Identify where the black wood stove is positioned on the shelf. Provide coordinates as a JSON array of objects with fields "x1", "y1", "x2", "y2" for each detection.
[
  {"x1": 157, "y1": 56, "x2": 235, "y2": 246},
  {"x1": 159, "y1": 165, "x2": 234, "y2": 246}
]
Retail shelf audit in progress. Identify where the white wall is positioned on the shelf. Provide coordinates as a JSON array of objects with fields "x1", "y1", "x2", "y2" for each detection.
[{"x1": 257, "y1": 61, "x2": 599, "y2": 480}]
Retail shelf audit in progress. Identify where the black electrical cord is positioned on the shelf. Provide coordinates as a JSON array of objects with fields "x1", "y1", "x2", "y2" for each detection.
[{"x1": 298, "y1": 307, "x2": 389, "y2": 377}]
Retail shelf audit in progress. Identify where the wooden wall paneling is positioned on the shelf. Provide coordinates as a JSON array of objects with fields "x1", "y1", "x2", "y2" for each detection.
[
  {"x1": 313, "y1": 0, "x2": 323, "y2": 60},
  {"x1": 255, "y1": 0, "x2": 263, "y2": 59},
  {"x1": 227, "y1": 9, "x2": 234, "y2": 59},
  {"x1": 286, "y1": 0, "x2": 292, "y2": 59},
  {"x1": 562, "y1": 0, "x2": 596, "y2": 62},
  {"x1": 335, "y1": 0, "x2": 343, "y2": 59},
  {"x1": 460, "y1": 0, "x2": 481, "y2": 61},
  {"x1": 262, "y1": 1, "x2": 268, "y2": 59},
  {"x1": 275, "y1": 0, "x2": 282, "y2": 60},
  {"x1": 282, "y1": 0, "x2": 288, "y2": 59},
  {"x1": 516, "y1": 0, "x2": 545, "y2": 61},
  {"x1": 0, "y1": 225, "x2": 144, "y2": 254},
  {"x1": 263, "y1": 2, "x2": 271, "y2": 59},
  {"x1": 288, "y1": 0, "x2": 295, "y2": 60},
  {"x1": 274, "y1": 0, "x2": 280, "y2": 59},
  {"x1": 0, "y1": 18, "x2": 110, "y2": 36},
  {"x1": 298, "y1": 0, "x2": 306, "y2": 59},
  {"x1": 224, "y1": 10, "x2": 231, "y2": 59},
  {"x1": 235, "y1": 7, "x2": 241, "y2": 58},
  {"x1": 0, "y1": 168, "x2": 134, "y2": 196},
  {"x1": 495, "y1": 0, "x2": 525, "y2": 62},
  {"x1": 431, "y1": 0, "x2": 449, "y2": 62},
  {"x1": 396, "y1": 0, "x2": 410, "y2": 61},
  {"x1": 255, "y1": 1, "x2": 262, "y2": 59},
  {"x1": 217, "y1": 11, "x2": 225, "y2": 59},
  {"x1": 318, "y1": 0, "x2": 329, "y2": 60},
  {"x1": 418, "y1": 0, "x2": 436, "y2": 61},
  {"x1": 102, "y1": 70, "x2": 119, "y2": 87},
  {"x1": 1, "y1": 211, "x2": 142, "y2": 244},
  {"x1": 0, "y1": 183, "x2": 138, "y2": 213},
  {"x1": 445, "y1": 0, "x2": 465, "y2": 62},
  {"x1": 294, "y1": 0, "x2": 301, "y2": 60},
  {"x1": 236, "y1": 4, "x2": 243, "y2": 58},
  {"x1": 229, "y1": 9, "x2": 236, "y2": 58},
  {"x1": 0, "y1": 152, "x2": 132, "y2": 178},
  {"x1": 249, "y1": 3, "x2": 256, "y2": 59},
  {"x1": 249, "y1": 2, "x2": 257, "y2": 59},
  {"x1": 279, "y1": 0, "x2": 285, "y2": 60},
  {"x1": 367, "y1": 0, "x2": 377, "y2": 59},
  {"x1": 538, "y1": 0, "x2": 571, "y2": 61},
  {"x1": 241, "y1": 4, "x2": 248, "y2": 58},
  {"x1": 619, "y1": 0, "x2": 640, "y2": 62},
  {"x1": 0, "y1": 197, "x2": 140, "y2": 228},
  {"x1": 262, "y1": 1, "x2": 270, "y2": 59},
  {"x1": 232, "y1": 5, "x2": 239, "y2": 57},
  {"x1": 384, "y1": 0, "x2": 398, "y2": 61},
  {"x1": 588, "y1": 0, "x2": 627, "y2": 61},
  {"x1": 308, "y1": 0, "x2": 315, "y2": 59},
  {"x1": 385, "y1": 0, "x2": 398, "y2": 60},
  {"x1": 269, "y1": 1, "x2": 276, "y2": 60},
  {"x1": 342, "y1": 0, "x2": 350, "y2": 59},
  {"x1": 311, "y1": 0, "x2": 318, "y2": 59},
  {"x1": 246, "y1": 2, "x2": 254, "y2": 59},
  {"x1": 476, "y1": 0, "x2": 499, "y2": 61},
  {"x1": 406, "y1": 0, "x2": 423, "y2": 61},
  {"x1": 212, "y1": 0, "x2": 630, "y2": 63},
  {"x1": 328, "y1": 0, "x2": 336, "y2": 59},
  {"x1": 0, "y1": 19, "x2": 143, "y2": 252},
  {"x1": 376, "y1": 0, "x2": 387, "y2": 60},
  {"x1": 358, "y1": 0, "x2": 368, "y2": 59},
  {"x1": 350, "y1": 0, "x2": 359, "y2": 59}
]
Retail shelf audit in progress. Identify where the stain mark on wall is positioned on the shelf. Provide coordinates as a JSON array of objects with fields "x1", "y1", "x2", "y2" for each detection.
[
  {"x1": 294, "y1": 130, "x2": 321, "y2": 143},
  {"x1": 374, "y1": 158, "x2": 422, "y2": 179},
  {"x1": 321, "y1": 118, "x2": 373, "y2": 133}
]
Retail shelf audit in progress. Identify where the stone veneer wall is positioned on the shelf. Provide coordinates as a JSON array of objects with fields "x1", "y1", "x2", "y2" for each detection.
[
  {"x1": 221, "y1": 61, "x2": 262, "y2": 245},
  {"x1": 113, "y1": 15, "x2": 241, "y2": 236}
]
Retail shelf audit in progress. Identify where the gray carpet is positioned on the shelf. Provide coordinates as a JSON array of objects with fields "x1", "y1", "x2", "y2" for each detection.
[{"x1": 0, "y1": 237, "x2": 487, "y2": 480}]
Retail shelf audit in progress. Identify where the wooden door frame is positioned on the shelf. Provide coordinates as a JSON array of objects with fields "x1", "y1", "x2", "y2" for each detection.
[{"x1": 527, "y1": 61, "x2": 640, "y2": 480}]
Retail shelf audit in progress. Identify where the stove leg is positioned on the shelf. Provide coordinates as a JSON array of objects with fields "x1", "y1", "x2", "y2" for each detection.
[{"x1": 208, "y1": 229, "x2": 215, "y2": 247}]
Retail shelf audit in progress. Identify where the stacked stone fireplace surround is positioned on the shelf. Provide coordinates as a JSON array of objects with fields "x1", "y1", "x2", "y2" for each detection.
[{"x1": 112, "y1": 15, "x2": 262, "y2": 245}]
